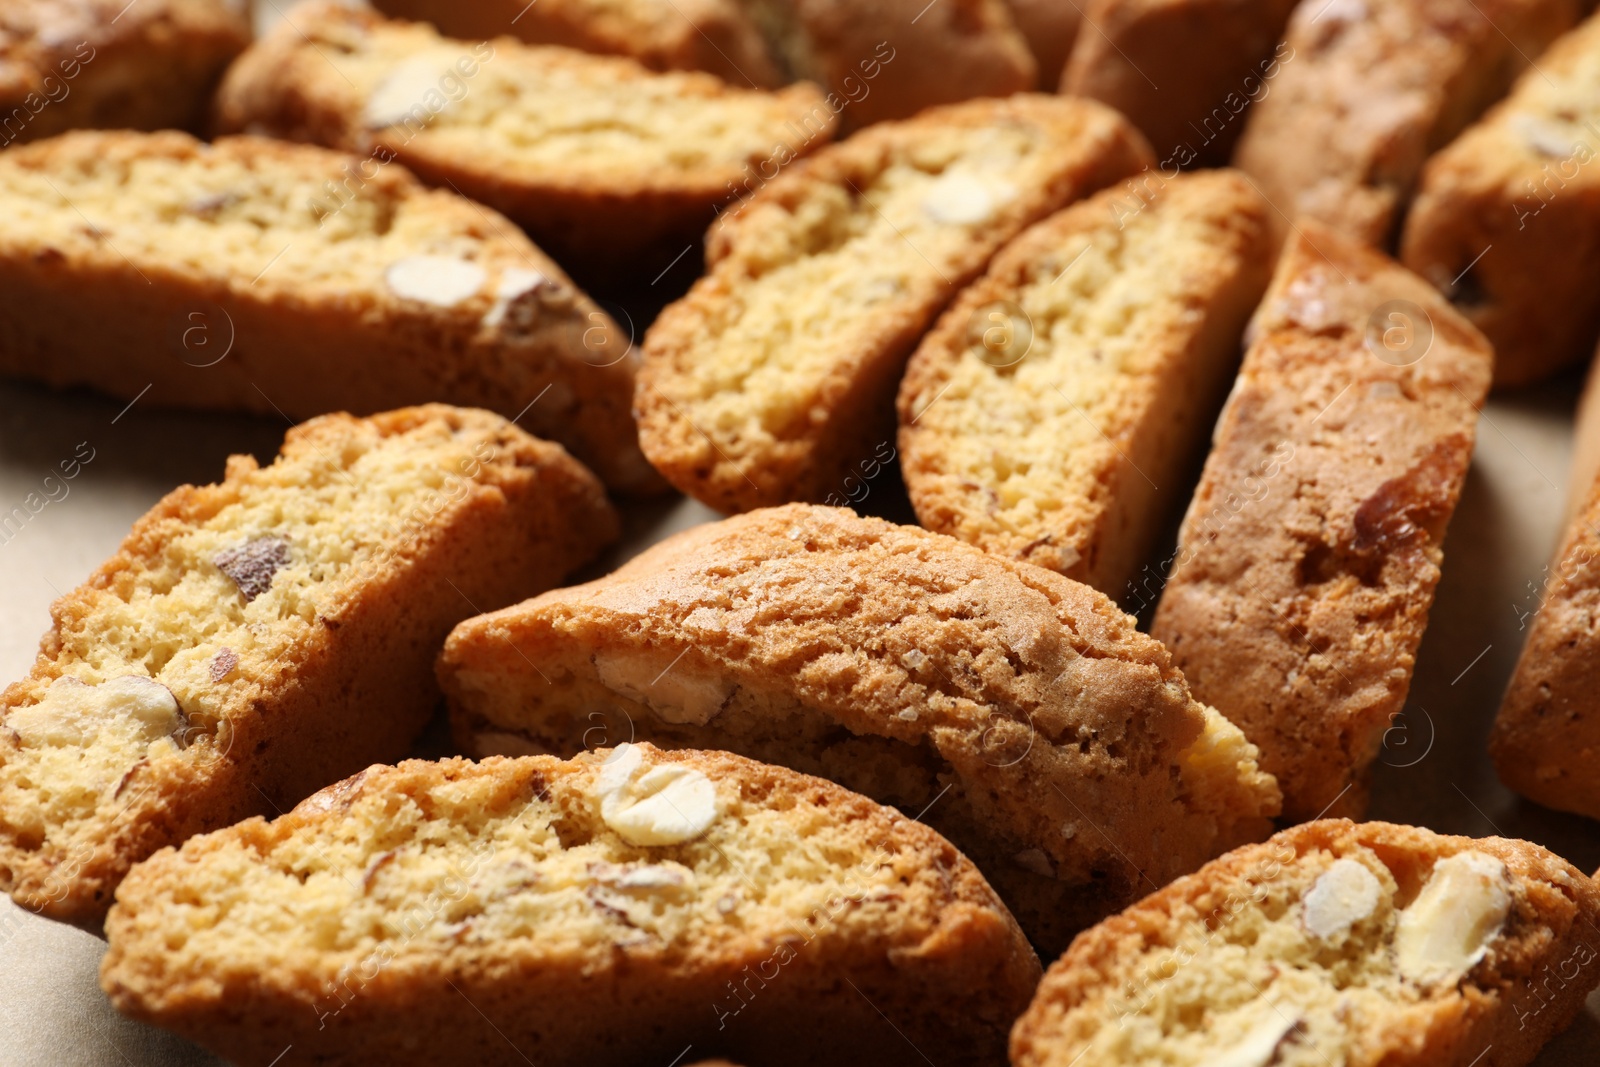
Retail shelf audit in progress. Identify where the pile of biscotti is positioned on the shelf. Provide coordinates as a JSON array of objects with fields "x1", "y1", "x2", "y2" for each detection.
[{"x1": 3, "y1": 1, "x2": 1600, "y2": 1065}]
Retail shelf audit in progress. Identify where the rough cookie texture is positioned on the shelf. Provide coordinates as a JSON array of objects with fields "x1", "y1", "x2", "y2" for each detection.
[
  {"x1": 1402, "y1": 11, "x2": 1600, "y2": 388},
  {"x1": 1012, "y1": 820, "x2": 1600, "y2": 1067},
  {"x1": 1234, "y1": 0, "x2": 1581, "y2": 247},
  {"x1": 1061, "y1": 0, "x2": 1298, "y2": 166},
  {"x1": 215, "y1": 1, "x2": 835, "y2": 280},
  {"x1": 897, "y1": 168, "x2": 1273, "y2": 596},
  {"x1": 439, "y1": 504, "x2": 1280, "y2": 956},
  {"x1": 1492, "y1": 356, "x2": 1600, "y2": 817},
  {"x1": 0, "y1": 0, "x2": 250, "y2": 147},
  {"x1": 369, "y1": 0, "x2": 784, "y2": 87},
  {"x1": 0, "y1": 405, "x2": 617, "y2": 929},
  {"x1": 638, "y1": 95, "x2": 1153, "y2": 513},
  {"x1": 102, "y1": 746, "x2": 1041, "y2": 1067},
  {"x1": 0, "y1": 128, "x2": 658, "y2": 492},
  {"x1": 1151, "y1": 222, "x2": 1492, "y2": 823}
]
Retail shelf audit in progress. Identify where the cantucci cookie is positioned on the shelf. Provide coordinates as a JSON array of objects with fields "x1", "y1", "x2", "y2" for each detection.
[
  {"x1": 1234, "y1": 0, "x2": 1581, "y2": 246},
  {"x1": 1151, "y1": 222, "x2": 1491, "y2": 822},
  {"x1": 0, "y1": 0, "x2": 250, "y2": 147},
  {"x1": 214, "y1": 1, "x2": 835, "y2": 279},
  {"x1": 0, "y1": 405, "x2": 616, "y2": 928},
  {"x1": 1060, "y1": 0, "x2": 1297, "y2": 166},
  {"x1": 1402, "y1": 12, "x2": 1600, "y2": 388},
  {"x1": 897, "y1": 168, "x2": 1273, "y2": 596},
  {"x1": 369, "y1": 0, "x2": 784, "y2": 86},
  {"x1": 638, "y1": 95, "x2": 1153, "y2": 513},
  {"x1": 1012, "y1": 820, "x2": 1600, "y2": 1067},
  {"x1": 1492, "y1": 357, "x2": 1600, "y2": 817},
  {"x1": 102, "y1": 746, "x2": 1041, "y2": 1067},
  {"x1": 0, "y1": 129, "x2": 658, "y2": 493},
  {"x1": 438, "y1": 504, "x2": 1280, "y2": 955}
]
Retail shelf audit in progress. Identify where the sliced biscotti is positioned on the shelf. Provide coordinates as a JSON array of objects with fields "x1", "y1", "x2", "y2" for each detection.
[
  {"x1": 1012, "y1": 820, "x2": 1600, "y2": 1067},
  {"x1": 214, "y1": 1, "x2": 835, "y2": 280},
  {"x1": 1061, "y1": 0, "x2": 1297, "y2": 166},
  {"x1": 369, "y1": 0, "x2": 784, "y2": 86},
  {"x1": 0, "y1": 406, "x2": 617, "y2": 930},
  {"x1": 638, "y1": 95, "x2": 1153, "y2": 513},
  {"x1": 1492, "y1": 358, "x2": 1600, "y2": 817},
  {"x1": 103, "y1": 745, "x2": 1042, "y2": 1067},
  {"x1": 1150, "y1": 222, "x2": 1492, "y2": 822},
  {"x1": 1402, "y1": 12, "x2": 1600, "y2": 388},
  {"x1": 0, "y1": 0, "x2": 251, "y2": 147},
  {"x1": 897, "y1": 168, "x2": 1273, "y2": 596},
  {"x1": 439, "y1": 504, "x2": 1280, "y2": 956},
  {"x1": 0, "y1": 129, "x2": 657, "y2": 493},
  {"x1": 1233, "y1": 0, "x2": 1582, "y2": 247}
]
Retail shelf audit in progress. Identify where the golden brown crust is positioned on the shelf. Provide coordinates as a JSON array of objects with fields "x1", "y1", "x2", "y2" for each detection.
[
  {"x1": 214, "y1": 2, "x2": 835, "y2": 282},
  {"x1": 637, "y1": 95, "x2": 1153, "y2": 514},
  {"x1": 369, "y1": 0, "x2": 785, "y2": 86},
  {"x1": 1061, "y1": 0, "x2": 1297, "y2": 166},
  {"x1": 0, "y1": 128, "x2": 660, "y2": 492},
  {"x1": 1150, "y1": 222, "x2": 1492, "y2": 822},
  {"x1": 896, "y1": 168, "x2": 1273, "y2": 595},
  {"x1": 1491, "y1": 355, "x2": 1600, "y2": 817},
  {"x1": 0, "y1": 405, "x2": 617, "y2": 929},
  {"x1": 1233, "y1": 0, "x2": 1581, "y2": 247},
  {"x1": 1401, "y1": 11, "x2": 1600, "y2": 388},
  {"x1": 439, "y1": 503, "x2": 1280, "y2": 957},
  {"x1": 1012, "y1": 820, "x2": 1600, "y2": 1067},
  {"x1": 0, "y1": 0, "x2": 250, "y2": 147},
  {"x1": 102, "y1": 746, "x2": 1041, "y2": 1066}
]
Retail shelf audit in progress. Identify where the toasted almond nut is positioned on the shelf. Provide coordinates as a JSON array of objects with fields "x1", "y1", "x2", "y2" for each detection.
[
  {"x1": 364, "y1": 55, "x2": 454, "y2": 129},
  {"x1": 1511, "y1": 113, "x2": 1579, "y2": 159},
  {"x1": 1394, "y1": 850, "x2": 1511, "y2": 986},
  {"x1": 594, "y1": 650, "x2": 731, "y2": 726},
  {"x1": 1302, "y1": 857, "x2": 1384, "y2": 939},
  {"x1": 1209, "y1": 1008, "x2": 1300, "y2": 1067},
  {"x1": 385, "y1": 255, "x2": 486, "y2": 307},
  {"x1": 922, "y1": 172, "x2": 1014, "y2": 225},
  {"x1": 595, "y1": 743, "x2": 718, "y2": 846},
  {"x1": 9, "y1": 675, "x2": 182, "y2": 748}
]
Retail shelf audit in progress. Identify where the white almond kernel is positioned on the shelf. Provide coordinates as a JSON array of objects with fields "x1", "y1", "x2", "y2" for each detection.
[
  {"x1": 364, "y1": 56, "x2": 453, "y2": 129},
  {"x1": 481, "y1": 267, "x2": 552, "y2": 328},
  {"x1": 1512, "y1": 113, "x2": 1578, "y2": 159},
  {"x1": 922, "y1": 172, "x2": 1012, "y2": 225},
  {"x1": 596, "y1": 743, "x2": 718, "y2": 846},
  {"x1": 1209, "y1": 1010, "x2": 1300, "y2": 1067},
  {"x1": 9, "y1": 675, "x2": 181, "y2": 747},
  {"x1": 1394, "y1": 850, "x2": 1511, "y2": 986},
  {"x1": 1302, "y1": 857, "x2": 1384, "y2": 939},
  {"x1": 594, "y1": 650, "x2": 731, "y2": 727},
  {"x1": 385, "y1": 255, "x2": 486, "y2": 307}
]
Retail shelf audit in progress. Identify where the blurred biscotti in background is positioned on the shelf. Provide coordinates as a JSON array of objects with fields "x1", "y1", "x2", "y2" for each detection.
[
  {"x1": 1234, "y1": 0, "x2": 1583, "y2": 247},
  {"x1": 1152, "y1": 221, "x2": 1492, "y2": 822},
  {"x1": 214, "y1": 1, "x2": 836, "y2": 282},
  {"x1": 898, "y1": 168, "x2": 1273, "y2": 596},
  {"x1": 1403, "y1": 10, "x2": 1600, "y2": 388},
  {"x1": 638, "y1": 94, "x2": 1153, "y2": 514},
  {"x1": 1061, "y1": 0, "x2": 1298, "y2": 167},
  {"x1": 1005, "y1": 0, "x2": 1080, "y2": 87},
  {"x1": 0, "y1": 129, "x2": 660, "y2": 492},
  {"x1": 0, "y1": 405, "x2": 616, "y2": 928},
  {"x1": 1012, "y1": 819, "x2": 1600, "y2": 1067},
  {"x1": 1493, "y1": 355, "x2": 1600, "y2": 819},
  {"x1": 0, "y1": 0, "x2": 251, "y2": 147},
  {"x1": 439, "y1": 503, "x2": 1282, "y2": 956}
]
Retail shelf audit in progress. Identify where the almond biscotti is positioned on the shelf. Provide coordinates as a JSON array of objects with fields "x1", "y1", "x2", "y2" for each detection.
[
  {"x1": 1402, "y1": 12, "x2": 1600, "y2": 388},
  {"x1": 102, "y1": 746, "x2": 1042, "y2": 1067},
  {"x1": 1233, "y1": 0, "x2": 1581, "y2": 247},
  {"x1": 369, "y1": 0, "x2": 784, "y2": 86},
  {"x1": 438, "y1": 504, "x2": 1281, "y2": 956},
  {"x1": 0, "y1": 405, "x2": 617, "y2": 929},
  {"x1": 1012, "y1": 820, "x2": 1600, "y2": 1067},
  {"x1": 638, "y1": 95, "x2": 1153, "y2": 513},
  {"x1": 1060, "y1": 0, "x2": 1297, "y2": 166},
  {"x1": 0, "y1": 129, "x2": 658, "y2": 493},
  {"x1": 0, "y1": 0, "x2": 251, "y2": 148},
  {"x1": 214, "y1": 1, "x2": 835, "y2": 280},
  {"x1": 897, "y1": 169, "x2": 1273, "y2": 596},
  {"x1": 1491, "y1": 358, "x2": 1600, "y2": 818},
  {"x1": 1150, "y1": 223, "x2": 1492, "y2": 822}
]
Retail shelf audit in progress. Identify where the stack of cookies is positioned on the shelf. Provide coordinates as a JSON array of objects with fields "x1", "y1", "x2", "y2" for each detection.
[{"x1": 0, "y1": 1, "x2": 1598, "y2": 1065}]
